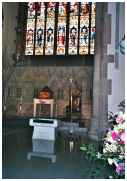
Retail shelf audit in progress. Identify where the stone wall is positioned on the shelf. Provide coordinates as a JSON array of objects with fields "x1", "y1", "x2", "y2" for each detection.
[{"x1": 6, "y1": 66, "x2": 93, "y2": 127}]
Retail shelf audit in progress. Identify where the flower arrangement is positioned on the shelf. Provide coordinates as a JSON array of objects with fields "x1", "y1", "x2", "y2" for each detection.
[
  {"x1": 102, "y1": 111, "x2": 125, "y2": 177},
  {"x1": 80, "y1": 101, "x2": 125, "y2": 178}
]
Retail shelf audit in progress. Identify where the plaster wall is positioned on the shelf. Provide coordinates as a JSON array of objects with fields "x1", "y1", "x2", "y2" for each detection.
[{"x1": 107, "y1": 2, "x2": 125, "y2": 112}]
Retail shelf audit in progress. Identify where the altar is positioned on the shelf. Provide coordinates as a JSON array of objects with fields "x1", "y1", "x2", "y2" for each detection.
[{"x1": 33, "y1": 86, "x2": 54, "y2": 118}]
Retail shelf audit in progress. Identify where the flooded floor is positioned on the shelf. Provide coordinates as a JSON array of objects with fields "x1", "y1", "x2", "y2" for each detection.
[{"x1": 3, "y1": 123, "x2": 111, "y2": 179}]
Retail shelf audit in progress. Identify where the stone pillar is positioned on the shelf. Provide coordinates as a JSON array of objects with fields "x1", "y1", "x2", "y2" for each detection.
[
  {"x1": 89, "y1": 3, "x2": 111, "y2": 140},
  {"x1": 2, "y1": 2, "x2": 19, "y2": 117}
]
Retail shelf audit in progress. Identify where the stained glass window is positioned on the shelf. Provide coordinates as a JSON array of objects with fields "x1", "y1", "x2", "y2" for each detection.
[{"x1": 25, "y1": 2, "x2": 96, "y2": 55}]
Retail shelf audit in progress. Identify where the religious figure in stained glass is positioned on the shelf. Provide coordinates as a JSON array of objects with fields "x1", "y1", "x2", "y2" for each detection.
[
  {"x1": 70, "y1": 27, "x2": 77, "y2": 46},
  {"x1": 36, "y1": 28, "x2": 43, "y2": 47},
  {"x1": 35, "y1": 2, "x2": 41, "y2": 16},
  {"x1": 80, "y1": 26, "x2": 88, "y2": 44},
  {"x1": 81, "y1": 3, "x2": 90, "y2": 16},
  {"x1": 34, "y1": 3, "x2": 45, "y2": 55},
  {"x1": 70, "y1": 2, "x2": 79, "y2": 15},
  {"x1": 57, "y1": 24, "x2": 66, "y2": 54},
  {"x1": 26, "y1": 28, "x2": 34, "y2": 45},
  {"x1": 47, "y1": 2, "x2": 56, "y2": 17},
  {"x1": 91, "y1": 26, "x2": 96, "y2": 43},
  {"x1": 28, "y1": 2, "x2": 36, "y2": 18},
  {"x1": 47, "y1": 28, "x2": 54, "y2": 46},
  {"x1": 58, "y1": 26, "x2": 65, "y2": 46},
  {"x1": 59, "y1": 3, "x2": 66, "y2": 16},
  {"x1": 25, "y1": 2, "x2": 96, "y2": 55}
]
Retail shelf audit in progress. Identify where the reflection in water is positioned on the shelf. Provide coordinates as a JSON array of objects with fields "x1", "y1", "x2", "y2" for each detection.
[{"x1": 27, "y1": 139, "x2": 56, "y2": 163}]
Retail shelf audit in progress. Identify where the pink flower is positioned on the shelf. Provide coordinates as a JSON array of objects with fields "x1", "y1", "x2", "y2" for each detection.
[
  {"x1": 119, "y1": 132, "x2": 125, "y2": 144},
  {"x1": 116, "y1": 163, "x2": 125, "y2": 175},
  {"x1": 116, "y1": 116, "x2": 124, "y2": 124},
  {"x1": 111, "y1": 131, "x2": 119, "y2": 140}
]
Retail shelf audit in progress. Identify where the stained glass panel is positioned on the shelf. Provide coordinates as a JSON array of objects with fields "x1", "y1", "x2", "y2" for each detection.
[
  {"x1": 79, "y1": 2, "x2": 90, "y2": 54},
  {"x1": 68, "y1": 2, "x2": 79, "y2": 55},
  {"x1": 58, "y1": 2, "x2": 66, "y2": 16},
  {"x1": 25, "y1": 2, "x2": 36, "y2": 55},
  {"x1": 25, "y1": 19, "x2": 35, "y2": 55},
  {"x1": 57, "y1": 3, "x2": 67, "y2": 55},
  {"x1": 45, "y1": 3, "x2": 56, "y2": 55},
  {"x1": 90, "y1": 3, "x2": 96, "y2": 54},
  {"x1": 27, "y1": 2, "x2": 36, "y2": 18},
  {"x1": 47, "y1": 2, "x2": 56, "y2": 18},
  {"x1": 69, "y1": 2, "x2": 79, "y2": 16},
  {"x1": 35, "y1": 3, "x2": 45, "y2": 55}
]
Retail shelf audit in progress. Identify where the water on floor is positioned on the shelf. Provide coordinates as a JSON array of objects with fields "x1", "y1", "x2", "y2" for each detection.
[{"x1": 3, "y1": 126, "x2": 111, "y2": 179}]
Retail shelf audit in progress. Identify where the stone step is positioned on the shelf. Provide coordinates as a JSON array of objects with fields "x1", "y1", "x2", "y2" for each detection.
[
  {"x1": 57, "y1": 121, "x2": 88, "y2": 137},
  {"x1": 58, "y1": 121, "x2": 79, "y2": 128},
  {"x1": 58, "y1": 126, "x2": 88, "y2": 133}
]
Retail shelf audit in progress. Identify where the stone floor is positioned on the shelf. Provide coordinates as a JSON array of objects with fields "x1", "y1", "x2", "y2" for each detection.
[
  {"x1": 57, "y1": 121, "x2": 88, "y2": 136},
  {"x1": 2, "y1": 118, "x2": 112, "y2": 179}
]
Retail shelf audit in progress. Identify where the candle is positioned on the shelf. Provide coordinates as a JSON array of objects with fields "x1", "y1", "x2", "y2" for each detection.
[
  {"x1": 19, "y1": 96, "x2": 22, "y2": 112},
  {"x1": 69, "y1": 78, "x2": 73, "y2": 83},
  {"x1": 4, "y1": 105, "x2": 6, "y2": 111}
]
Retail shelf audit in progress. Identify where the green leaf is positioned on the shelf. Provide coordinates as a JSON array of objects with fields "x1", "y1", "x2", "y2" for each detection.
[{"x1": 80, "y1": 146, "x2": 87, "y2": 151}]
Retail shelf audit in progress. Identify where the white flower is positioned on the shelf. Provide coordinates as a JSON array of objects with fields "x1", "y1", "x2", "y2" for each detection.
[
  {"x1": 108, "y1": 158, "x2": 114, "y2": 165},
  {"x1": 112, "y1": 158, "x2": 118, "y2": 166},
  {"x1": 106, "y1": 136, "x2": 116, "y2": 143},
  {"x1": 104, "y1": 143, "x2": 118, "y2": 153},
  {"x1": 116, "y1": 123, "x2": 124, "y2": 130},
  {"x1": 109, "y1": 175, "x2": 113, "y2": 179},
  {"x1": 96, "y1": 152, "x2": 102, "y2": 159},
  {"x1": 118, "y1": 111, "x2": 124, "y2": 116},
  {"x1": 119, "y1": 155, "x2": 124, "y2": 160},
  {"x1": 103, "y1": 148, "x2": 107, "y2": 153},
  {"x1": 110, "y1": 144, "x2": 117, "y2": 152}
]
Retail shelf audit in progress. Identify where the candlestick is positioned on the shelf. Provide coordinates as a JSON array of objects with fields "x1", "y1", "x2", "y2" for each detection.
[
  {"x1": 19, "y1": 96, "x2": 22, "y2": 113},
  {"x1": 69, "y1": 78, "x2": 73, "y2": 123},
  {"x1": 19, "y1": 104, "x2": 22, "y2": 112},
  {"x1": 20, "y1": 95, "x2": 22, "y2": 104},
  {"x1": 55, "y1": 102, "x2": 58, "y2": 118}
]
